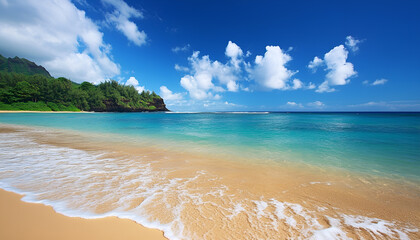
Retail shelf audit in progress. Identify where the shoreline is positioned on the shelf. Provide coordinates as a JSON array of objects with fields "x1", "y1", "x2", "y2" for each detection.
[
  {"x1": 0, "y1": 123, "x2": 419, "y2": 239},
  {"x1": 0, "y1": 189, "x2": 167, "y2": 240}
]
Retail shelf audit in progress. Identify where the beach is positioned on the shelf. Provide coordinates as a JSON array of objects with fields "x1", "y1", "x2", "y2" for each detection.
[
  {"x1": 0, "y1": 189, "x2": 166, "y2": 240},
  {"x1": 0, "y1": 112, "x2": 419, "y2": 239}
]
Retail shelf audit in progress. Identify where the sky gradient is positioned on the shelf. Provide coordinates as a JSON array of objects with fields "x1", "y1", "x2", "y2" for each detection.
[{"x1": 0, "y1": 0, "x2": 419, "y2": 111}]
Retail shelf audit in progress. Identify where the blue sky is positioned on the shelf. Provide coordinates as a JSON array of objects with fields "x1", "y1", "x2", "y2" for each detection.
[{"x1": 0, "y1": 0, "x2": 419, "y2": 111}]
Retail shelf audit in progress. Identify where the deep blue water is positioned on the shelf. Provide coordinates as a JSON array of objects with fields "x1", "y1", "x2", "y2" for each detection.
[{"x1": 1, "y1": 112, "x2": 419, "y2": 181}]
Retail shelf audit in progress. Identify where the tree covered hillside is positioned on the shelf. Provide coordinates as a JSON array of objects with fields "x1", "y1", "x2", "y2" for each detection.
[
  {"x1": 0, "y1": 54, "x2": 51, "y2": 77},
  {"x1": 0, "y1": 56, "x2": 168, "y2": 112}
]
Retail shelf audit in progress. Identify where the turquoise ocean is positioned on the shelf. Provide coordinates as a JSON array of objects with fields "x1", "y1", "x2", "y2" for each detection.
[{"x1": 0, "y1": 112, "x2": 419, "y2": 181}]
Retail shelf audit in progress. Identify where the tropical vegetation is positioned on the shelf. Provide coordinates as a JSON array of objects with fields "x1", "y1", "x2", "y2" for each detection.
[{"x1": 0, "y1": 55, "x2": 168, "y2": 112}]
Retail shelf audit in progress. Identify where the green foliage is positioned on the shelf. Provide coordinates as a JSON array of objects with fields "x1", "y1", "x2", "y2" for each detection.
[
  {"x1": 0, "y1": 101, "x2": 52, "y2": 111},
  {"x1": 0, "y1": 71, "x2": 168, "y2": 112}
]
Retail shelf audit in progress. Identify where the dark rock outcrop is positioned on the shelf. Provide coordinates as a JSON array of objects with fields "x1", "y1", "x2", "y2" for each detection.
[{"x1": 149, "y1": 97, "x2": 169, "y2": 111}]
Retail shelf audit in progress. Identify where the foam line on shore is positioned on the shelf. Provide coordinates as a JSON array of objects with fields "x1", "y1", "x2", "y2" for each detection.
[{"x1": 0, "y1": 128, "x2": 418, "y2": 239}]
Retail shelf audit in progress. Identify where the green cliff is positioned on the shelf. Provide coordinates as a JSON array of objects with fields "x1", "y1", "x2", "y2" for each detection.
[
  {"x1": 0, "y1": 54, "x2": 51, "y2": 77},
  {"x1": 0, "y1": 55, "x2": 169, "y2": 112}
]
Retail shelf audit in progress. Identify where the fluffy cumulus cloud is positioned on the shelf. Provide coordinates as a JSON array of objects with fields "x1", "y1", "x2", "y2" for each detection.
[
  {"x1": 159, "y1": 86, "x2": 184, "y2": 101},
  {"x1": 308, "y1": 56, "x2": 323, "y2": 72},
  {"x1": 345, "y1": 36, "x2": 361, "y2": 52},
  {"x1": 180, "y1": 74, "x2": 219, "y2": 100},
  {"x1": 324, "y1": 45, "x2": 356, "y2": 85},
  {"x1": 0, "y1": 0, "x2": 120, "y2": 83},
  {"x1": 291, "y1": 79, "x2": 303, "y2": 90},
  {"x1": 308, "y1": 36, "x2": 364, "y2": 93},
  {"x1": 315, "y1": 45, "x2": 357, "y2": 93},
  {"x1": 125, "y1": 76, "x2": 145, "y2": 92},
  {"x1": 252, "y1": 46, "x2": 297, "y2": 90},
  {"x1": 225, "y1": 41, "x2": 243, "y2": 69},
  {"x1": 177, "y1": 42, "x2": 312, "y2": 100},
  {"x1": 175, "y1": 40, "x2": 352, "y2": 104},
  {"x1": 103, "y1": 0, "x2": 146, "y2": 46},
  {"x1": 179, "y1": 44, "x2": 243, "y2": 100}
]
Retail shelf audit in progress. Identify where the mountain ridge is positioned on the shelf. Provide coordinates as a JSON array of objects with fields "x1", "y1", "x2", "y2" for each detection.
[{"x1": 0, "y1": 54, "x2": 51, "y2": 77}]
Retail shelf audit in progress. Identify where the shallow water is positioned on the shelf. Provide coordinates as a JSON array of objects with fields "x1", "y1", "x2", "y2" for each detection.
[{"x1": 0, "y1": 112, "x2": 419, "y2": 239}]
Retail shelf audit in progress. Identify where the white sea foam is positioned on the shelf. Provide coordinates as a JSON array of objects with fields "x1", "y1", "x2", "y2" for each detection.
[
  {"x1": 342, "y1": 214, "x2": 418, "y2": 240},
  {"x1": 166, "y1": 111, "x2": 270, "y2": 114},
  {"x1": 214, "y1": 111, "x2": 270, "y2": 114},
  {"x1": 310, "y1": 216, "x2": 348, "y2": 240},
  {"x1": 165, "y1": 112, "x2": 199, "y2": 114},
  {"x1": 253, "y1": 200, "x2": 268, "y2": 219},
  {"x1": 310, "y1": 181, "x2": 332, "y2": 186},
  {"x1": 0, "y1": 131, "x2": 417, "y2": 240}
]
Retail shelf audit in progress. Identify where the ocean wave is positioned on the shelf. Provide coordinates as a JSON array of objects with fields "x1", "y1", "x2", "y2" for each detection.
[{"x1": 0, "y1": 131, "x2": 417, "y2": 239}]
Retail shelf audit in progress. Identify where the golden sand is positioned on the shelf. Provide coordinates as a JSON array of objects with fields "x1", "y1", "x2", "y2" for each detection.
[
  {"x1": 0, "y1": 124, "x2": 419, "y2": 239},
  {"x1": 0, "y1": 189, "x2": 166, "y2": 240}
]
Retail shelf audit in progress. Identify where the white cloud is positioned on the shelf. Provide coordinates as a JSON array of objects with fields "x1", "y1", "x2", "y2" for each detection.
[
  {"x1": 178, "y1": 42, "x2": 307, "y2": 101},
  {"x1": 363, "y1": 79, "x2": 388, "y2": 86},
  {"x1": 252, "y1": 46, "x2": 297, "y2": 90},
  {"x1": 135, "y1": 86, "x2": 145, "y2": 93},
  {"x1": 179, "y1": 43, "x2": 243, "y2": 100},
  {"x1": 308, "y1": 56, "x2": 323, "y2": 71},
  {"x1": 345, "y1": 36, "x2": 361, "y2": 52},
  {"x1": 316, "y1": 45, "x2": 356, "y2": 93},
  {"x1": 307, "y1": 101, "x2": 325, "y2": 108},
  {"x1": 0, "y1": 0, "x2": 120, "y2": 84},
  {"x1": 324, "y1": 45, "x2": 356, "y2": 85},
  {"x1": 371, "y1": 78, "x2": 388, "y2": 86},
  {"x1": 317, "y1": 81, "x2": 335, "y2": 93},
  {"x1": 159, "y1": 86, "x2": 184, "y2": 101},
  {"x1": 291, "y1": 79, "x2": 303, "y2": 89},
  {"x1": 103, "y1": 0, "x2": 146, "y2": 46},
  {"x1": 225, "y1": 41, "x2": 243, "y2": 69},
  {"x1": 174, "y1": 64, "x2": 189, "y2": 72},
  {"x1": 126, "y1": 76, "x2": 139, "y2": 86},
  {"x1": 180, "y1": 74, "x2": 216, "y2": 100},
  {"x1": 201, "y1": 100, "x2": 243, "y2": 110},
  {"x1": 307, "y1": 82, "x2": 316, "y2": 89},
  {"x1": 287, "y1": 101, "x2": 303, "y2": 108},
  {"x1": 125, "y1": 76, "x2": 145, "y2": 93},
  {"x1": 172, "y1": 44, "x2": 190, "y2": 53}
]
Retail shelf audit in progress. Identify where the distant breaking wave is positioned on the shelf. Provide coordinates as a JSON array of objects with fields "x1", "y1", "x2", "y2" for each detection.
[{"x1": 166, "y1": 111, "x2": 270, "y2": 114}]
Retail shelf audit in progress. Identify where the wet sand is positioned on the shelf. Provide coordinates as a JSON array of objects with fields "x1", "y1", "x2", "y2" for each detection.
[
  {"x1": 0, "y1": 123, "x2": 419, "y2": 239},
  {"x1": 0, "y1": 189, "x2": 166, "y2": 240}
]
